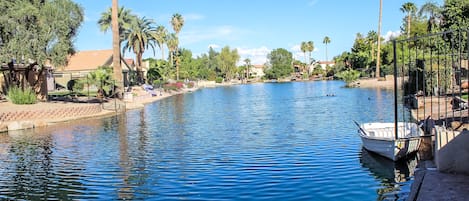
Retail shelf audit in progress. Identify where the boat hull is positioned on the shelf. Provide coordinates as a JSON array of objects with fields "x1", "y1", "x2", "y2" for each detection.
[
  {"x1": 358, "y1": 122, "x2": 423, "y2": 161},
  {"x1": 360, "y1": 136, "x2": 421, "y2": 161}
]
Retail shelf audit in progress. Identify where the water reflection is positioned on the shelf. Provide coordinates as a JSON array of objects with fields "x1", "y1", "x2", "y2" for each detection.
[
  {"x1": 360, "y1": 148, "x2": 418, "y2": 200},
  {"x1": 0, "y1": 81, "x2": 418, "y2": 200}
]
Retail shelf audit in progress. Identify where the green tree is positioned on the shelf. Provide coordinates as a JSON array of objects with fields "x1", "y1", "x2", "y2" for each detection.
[
  {"x1": 307, "y1": 41, "x2": 314, "y2": 64},
  {"x1": 219, "y1": 46, "x2": 240, "y2": 80},
  {"x1": 171, "y1": 13, "x2": 184, "y2": 80},
  {"x1": 122, "y1": 16, "x2": 156, "y2": 83},
  {"x1": 441, "y1": 0, "x2": 469, "y2": 31},
  {"x1": 323, "y1": 36, "x2": 331, "y2": 61},
  {"x1": 0, "y1": 0, "x2": 84, "y2": 100},
  {"x1": 419, "y1": 1, "x2": 442, "y2": 33},
  {"x1": 153, "y1": 25, "x2": 168, "y2": 60},
  {"x1": 244, "y1": 58, "x2": 251, "y2": 79},
  {"x1": 207, "y1": 47, "x2": 221, "y2": 78},
  {"x1": 86, "y1": 66, "x2": 114, "y2": 94},
  {"x1": 265, "y1": 48, "x2": 293, "y2": 79},
  {"x1": 401, "y1": 2, "x2": 417, "y2": 38},
  {"x1": 300, "y1": 41, "x2": 308, "y2": 65},
  {"x1": 337, "y1": 69, "x2": 361, "y2": 87},
  {"x1": 366, "y1": 31, "x2": 378, "y2": 62},
  {"x1": 98, "y1": 6, "x2": 136, "y2": 39},
  {"x1": 146, "y1": 58, "x2": 172, "y2": 82},
  {"x1": 166, "y1": 33, "x2": 179, "y2": 80}
]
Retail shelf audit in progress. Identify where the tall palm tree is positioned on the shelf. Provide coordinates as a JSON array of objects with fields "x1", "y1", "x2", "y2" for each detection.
[
  {"x1": 322, "y1": 36, "x2": 331, "y2": 61},
  {"x1": 401, "y1": 2, "x2": 417, "y2": 38},
  {"x1": 122, "y1": 16, "x2": 156, "y2": 83},
  {"x1": 244, "y1": 58, "x2": 251, "y2": 80},
  {"x1": 300, "y1": 41, "x2": 308, "y2": 66},
  {"x1": 171, "y1": 13, "x2": 184, "y2": 80},
  {"x1": 419, "y1": 2, "x2": 442, "y2": 33},
  {"x1": 153, "y1": 25, "x2": 168, "y2": 60},
  {"x1": 166, "y1": 33, "x2": 179, "y2": 79},
  {"x1": 98, "y1": 6, "x2": 136, "y2": 40},
  {"x1": 376, "y1": 0, "x2": 382, "y2": 78},
  {"x1": 111, "y1": 0, "x2": 123, "y2": 94},
  {"x1": 306, "y1": 41, "x2": 314, "y2": 75}
]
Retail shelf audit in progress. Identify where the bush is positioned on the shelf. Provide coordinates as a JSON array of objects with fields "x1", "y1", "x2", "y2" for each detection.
[
  {"x1": 187, "y1": 82, "x2": 195, "y2": 88},
  {"x1": 7, "y1": 86, "x2": 37, "y2": 104},
  {"x1": 153, "y1": 80, "x2": 164, "y2": 88},
  {"x1": 215, "y1": 77, "x2": 223, "y2": 83},
  {"x1": 336, "y1": 69, "x2": 361, "y2": 87},
  {"x1": 163, "y1": 82, "x2": 184, "y2": 91}
]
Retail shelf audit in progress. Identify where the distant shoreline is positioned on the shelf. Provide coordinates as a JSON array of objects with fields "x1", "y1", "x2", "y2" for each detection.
[{"x1": 352, "y1": 76, "x2": 397, "y2": 89}]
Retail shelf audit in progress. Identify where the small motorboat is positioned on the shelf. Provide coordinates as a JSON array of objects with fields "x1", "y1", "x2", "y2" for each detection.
[{"x1": 355, "y1": 121, "x2": 424, "y2": 161}]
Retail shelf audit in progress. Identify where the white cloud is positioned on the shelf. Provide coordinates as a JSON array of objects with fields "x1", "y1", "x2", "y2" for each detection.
[
  {"x1": 208, "y1": 44, "x2": 220, "y2": 49},
  {"x1": 180, "y1": 25, "x2": 239, "y2": 45},
  {"x1": 184, "y1": 13, "x2": 205, "y2": 21},
  {"x1": 384, "y1": 30, "x2": 401, "y2": 42},
  {"x1": 237, "y1": 46, "x2": 271, "y2": 65}
]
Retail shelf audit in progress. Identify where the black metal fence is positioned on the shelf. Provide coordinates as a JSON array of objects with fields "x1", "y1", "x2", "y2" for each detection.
[{"x1": 393, "y1": 29, "x2": 469, "y2": 131}]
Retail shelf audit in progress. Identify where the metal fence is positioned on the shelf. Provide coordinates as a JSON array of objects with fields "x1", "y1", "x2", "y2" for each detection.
[{"x1": 393, "y1": 29, "x2": 469, "y2": 131}]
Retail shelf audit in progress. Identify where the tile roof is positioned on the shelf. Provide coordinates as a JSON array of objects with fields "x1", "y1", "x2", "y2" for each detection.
[{"x1": 58, "y1": 49, "x2": 113, "y2": 72}]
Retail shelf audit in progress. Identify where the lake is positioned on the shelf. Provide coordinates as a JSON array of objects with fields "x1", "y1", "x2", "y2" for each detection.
[{"x1": 0, "y1": 81, "x2": 417, "y2": 200}]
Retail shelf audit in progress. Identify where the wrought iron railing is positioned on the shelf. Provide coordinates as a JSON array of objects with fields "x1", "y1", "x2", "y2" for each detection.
[{"x1": 393, "y1": 29, "x2": 469, "y2": 132}]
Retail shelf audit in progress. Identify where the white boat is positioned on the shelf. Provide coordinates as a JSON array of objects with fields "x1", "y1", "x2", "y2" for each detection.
[{"x1": 356, "y1": 121, "x2": 424, "y2": 161}]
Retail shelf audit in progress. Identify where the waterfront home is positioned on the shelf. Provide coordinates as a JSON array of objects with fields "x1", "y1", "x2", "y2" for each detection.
[
  {"x1": 250, "y1": 64, "x2": 265, "y2": 79},
  {"x1": 53, "y1": 49, "x2": 141, "y2": 89}
]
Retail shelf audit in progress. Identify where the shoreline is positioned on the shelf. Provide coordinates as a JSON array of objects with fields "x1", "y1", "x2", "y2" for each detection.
[
  {"x1": 0, "y1": 80, "x2": 242, "y2": 132},
  {"x1": 0, "y1": 79, "x2": 392, "y2": 132}
]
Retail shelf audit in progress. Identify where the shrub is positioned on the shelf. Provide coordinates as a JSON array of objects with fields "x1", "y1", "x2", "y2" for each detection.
[
  {"x1": 336, "y1": 69, "x2": 361, "y2": 87},
  {"x1": 7, "y1": 86, "x2": 37, "y2": 104},
  {"x1": 187, "y1": 82, "x2": 195, "y2": 88},
  {"x1": 153, "y1": 80, "x2": 164, "y2": 88},
  {"x1": 163, "y1": 82, "x2": 183, "y2": 91},
  {"x1": 215, "y1": 77, "x2": 223, "y2": 83}
]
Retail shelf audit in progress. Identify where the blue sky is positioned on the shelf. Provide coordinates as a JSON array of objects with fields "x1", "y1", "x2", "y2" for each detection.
[{"x1": 73, "y1": 0, "x2": 443, "y2": 65}]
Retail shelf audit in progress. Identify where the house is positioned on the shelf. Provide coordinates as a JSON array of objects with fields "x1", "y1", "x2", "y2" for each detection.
[
  {"x1": 250, "y1": 64, "x2": 265, "y2": 78},
  {"x1": 313, "y1": 61, "x2": 335, "y2": 71},
  {"x1": 53, "y1": 49, "x2": 139, "y2": 89}
]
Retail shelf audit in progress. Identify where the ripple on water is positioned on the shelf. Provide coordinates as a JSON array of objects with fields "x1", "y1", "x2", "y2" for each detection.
[{"x1": 0, "y1": 81, "x2": 415, "y2": 200}]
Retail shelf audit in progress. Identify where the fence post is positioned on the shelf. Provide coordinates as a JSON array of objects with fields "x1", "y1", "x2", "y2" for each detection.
[{"x1": 393, "y1": 39, "x2": 399, "y2": 140}]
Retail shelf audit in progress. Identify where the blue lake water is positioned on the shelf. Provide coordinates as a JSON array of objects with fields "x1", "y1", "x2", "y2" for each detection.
[{"x1": 0, "y1": 81, "x2": 417, "y2": 200}]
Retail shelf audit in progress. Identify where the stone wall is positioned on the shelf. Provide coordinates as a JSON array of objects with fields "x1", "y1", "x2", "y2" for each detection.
[{"x1": 0, "y1": 104, "x2": 102, "y2": 122}]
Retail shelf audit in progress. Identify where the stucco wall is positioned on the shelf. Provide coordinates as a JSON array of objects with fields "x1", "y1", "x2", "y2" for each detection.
[{"x1": 435, "y1": 128, "x2": 469, "y2": 175}]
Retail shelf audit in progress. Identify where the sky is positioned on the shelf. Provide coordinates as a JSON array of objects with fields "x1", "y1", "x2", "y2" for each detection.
[{"x1": 73, "y1": 0, "x2": 444, "y2": 65}]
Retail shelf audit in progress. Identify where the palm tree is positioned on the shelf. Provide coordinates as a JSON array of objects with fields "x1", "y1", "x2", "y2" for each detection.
[
  {"x1": 300, "y1": 41, "x2": 308, "y2": 66},
  {"x1": 401, "y1": 2, "x2": 417, "y2": 38},
  {"x1": 376, "y1": 0, "x2": 382, "y2": 78},
  {"x1": 111, "y1": 0, "x2": 123, "y2": 95},
  {"x1": 122, "y1": 16, "x2": 156, "y2": 83},
  {"x1": 419, "y1": 2, "x2": 442, "y2": 33},
  {"x1": 166, "y1": 33, "x2": 179, "y2": 79},
  {"x1": 244, "y1": 58, "x2": 251, "y2": 81},
  {"x1": 153, "y1": 25, "x2": 168, "y2": 60},
  {"x1": 98, "y1": 6, "x2": 136, "y2": 40},
  {"x1": 171, "y1": 13, "x2": 184, "y2": 80},
  {"x1": 322, "y1": 36, "x2": 331, "y2": 61},
  {"x1": 306, "y1": 41, "x2": 314, "y2": 76}
]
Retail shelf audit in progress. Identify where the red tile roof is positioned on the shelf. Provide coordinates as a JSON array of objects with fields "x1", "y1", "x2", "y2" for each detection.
[{"x1": 57, "y1": 49, "x2": 113, "y2": 72}]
